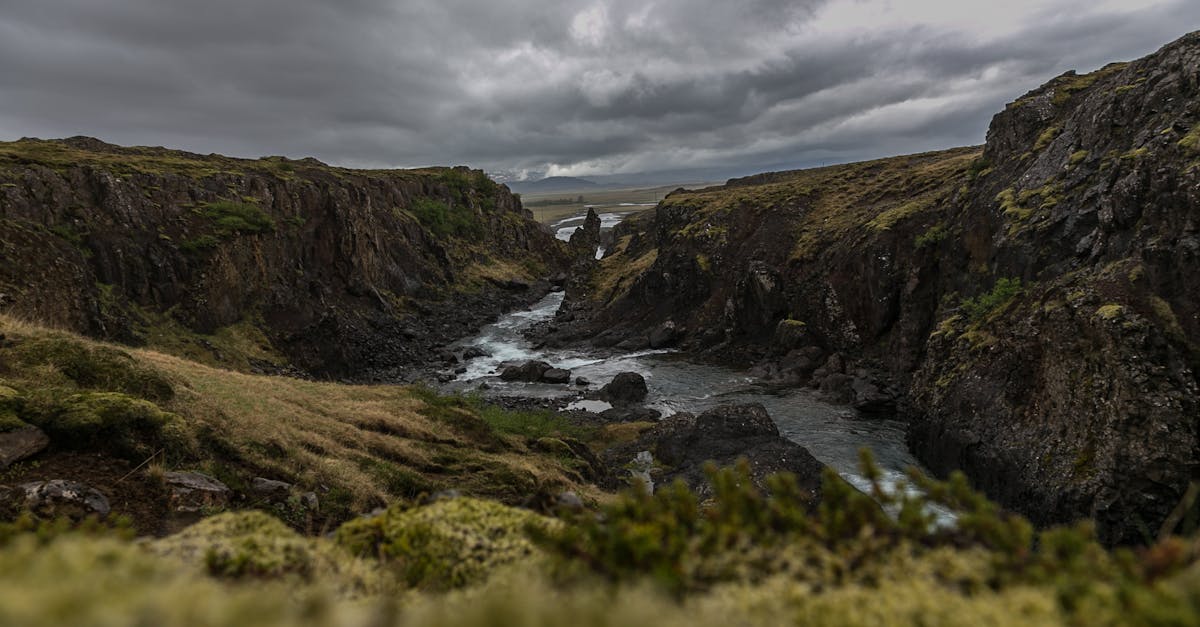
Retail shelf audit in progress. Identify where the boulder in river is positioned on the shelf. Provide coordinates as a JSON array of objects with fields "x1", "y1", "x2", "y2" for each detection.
[
  {"x1": 541, "y1": 368, "x2": 571, "y2": 384},
  {"x1": 599, "y1": 406, "x2": 662, "y2": 423},
  {"x1": 603, "y1": 403, "x2": 826, "y2": 505},
  {"x1": 648, "y1": 321, "x2": 680, "y2": 349},
  {"x1": 462, "y1": 346, "x2": 491, "y2": 360},
  {"x1": 499, "y1": 360, "x2": 552, "y2": 382},
  {"x1": 598, "y1": 372, "x2": 648, "y2": 406}
]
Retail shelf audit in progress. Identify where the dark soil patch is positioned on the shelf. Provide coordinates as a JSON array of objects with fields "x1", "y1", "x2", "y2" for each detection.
[{"x1": 0, "y1": 450, "x2": 170, "y2": 536}]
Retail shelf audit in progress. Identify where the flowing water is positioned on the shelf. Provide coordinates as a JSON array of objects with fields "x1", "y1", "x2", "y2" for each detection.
[{"x1": 444, "y1": 291, "x2": 927, "y2": 496}]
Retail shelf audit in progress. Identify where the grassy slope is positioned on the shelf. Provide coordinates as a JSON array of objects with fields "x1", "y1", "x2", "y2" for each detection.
[
  {"x1": 0, "y1": 313, "x2": 602, "y2": 528},
  {"x1": 588, "y1": 147, "x2": 981, "y2": 307}
]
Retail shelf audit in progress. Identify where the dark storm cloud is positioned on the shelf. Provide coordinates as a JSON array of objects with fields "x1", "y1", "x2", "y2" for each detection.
[{"x1": 0, "y1": 0, "x2": 1197, "y2": 179}]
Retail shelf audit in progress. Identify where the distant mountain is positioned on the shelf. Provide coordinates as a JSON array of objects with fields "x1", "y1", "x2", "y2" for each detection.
[{"x1": 508, "y1": 176, "x2": 598, "y2": 194}]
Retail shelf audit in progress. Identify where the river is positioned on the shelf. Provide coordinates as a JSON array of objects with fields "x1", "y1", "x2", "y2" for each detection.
[{"x1": 443, "y1": 282, "x2": 928, "y2": 498}]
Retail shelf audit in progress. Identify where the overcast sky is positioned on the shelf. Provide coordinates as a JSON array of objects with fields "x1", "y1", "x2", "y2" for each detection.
[{"x1": 1, "y1": 0, "x2": 1197, "y2": 181}]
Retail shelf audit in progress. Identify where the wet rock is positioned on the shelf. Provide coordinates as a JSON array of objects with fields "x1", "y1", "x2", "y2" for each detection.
[
  {"x1": 300, "y1": 492, "x2": 320, "y2": 511},
  {"x1": 499, "y1": 360, "x2": 551, "y2": 382},
  {"x1": 598, "y1": 372, "x2": 648, "y2": 406},
  {"x1": 541, "y1": 368, "x2": 571, "y2": 384},
  {"x1": 819, "y1": 373, "x2": 855, "y2": 404},
  {"x1": 0, "y1": 425, "x2": 49, "y2": 469},
  {"x1": 851, "y1": 377, "x2": 896, "y2": 415},
  {"x1": 575, "y1": 376, "x2": 591, "y2": 386},
  {"x1": 20, "y1": 480, "x2": 110, "y2": 519},
  {"x1": 568, "y1": 208, "x2": 602, "y2": 259},
  {"x1": 772, "y1": 319, "x2": 809, "y2": 353},
  {"x1": 606, "y1": 404, "x2": 825, "y2": 504},
  {"x1": 649, "y1": 321, "x2": 680, "y2": 349},
  {"x1": 599, "y1": 406, "x2": 662, "y2": 422},
  {"x1": 165, "y1": 471, "x2": 230, "y2": 513},
  {"x1": 462, "y1": 346, "x2": 491, "y2": 360},
  {"x1": 615, "y1": 336, "x2": 650, "y2": 351},
  {"x1": 454, "y1": 366, "x2": 468, "y2": 375}
]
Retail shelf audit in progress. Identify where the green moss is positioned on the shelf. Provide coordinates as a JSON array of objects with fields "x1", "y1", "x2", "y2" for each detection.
[
  {"x1": 0, "y1": 386, "x2": 26, "y2": 432},
  {"x1": 24, "y1": 391, "x2": 180, "y2": 461},
  {"x1": 1048, "y1": 64, "x2": 1127, "y2": 106},
  {"x1": 336, "y1": 497, "x2": 554, "y2": 590},
  {"x1": 200, "y1": 201, "x2": 275, "y2": 235},
  {"x1": 410, "y1": 385, "x2": 587, "y2": 441},
  {"x1": 409, "y1": 197, "x2": 482, "y2": 238},
  {"x1": 1150, "y1": 297, "x2": 1186, "y2": 341},
  {"x1": 1034, "y1": 125, "x2": 1061, "y2": 151},
  {"x1": 132, "y1": 310, "x2": 286, "y2": 372},
  {"x1": 960, "y1": 278, "x2": 1022, "y2": 322},
  {"x1": 914, "y1": 223, "x2": 949, "y2": 249},
  {"x1": 1069, "y1": 150, "x2": 1089, "y2": 165},
  {"x1": 1121, "y1": 147, "x2": 1150, "y2": 160},
  {"x1": 153, "y1": 511, "x2": 384, "y2": 593},
  {"x1": 996, "y1": 188, "x2": 1031, "y2": 221},
  {"x1": 9, "y1": 337, "x2": 174, "y2": 401},
  {"x1": 1095, "y1": 304, "x2": 1125, "y2": 321},
  {"x1": 1179, "y1": 126, "x2": 1200, "y2": 153},
  {"x1": 180, "y1": 234, "x2": 220, "y2": 252},
  {"x1": 867, "y1": 198, "x2": 933, "y2": 231}
]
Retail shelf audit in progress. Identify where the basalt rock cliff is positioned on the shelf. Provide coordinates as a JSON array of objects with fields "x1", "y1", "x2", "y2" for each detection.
[
  {"x1": 0, "y1": 137, "x2": 568, "y2": 378},
  {"x1": 560, "y1": 32, "x2": 1200, "y2": 544}
]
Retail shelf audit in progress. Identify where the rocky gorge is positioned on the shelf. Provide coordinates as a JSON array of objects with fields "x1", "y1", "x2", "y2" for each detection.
[
  {"x1": 0, "y1": 27, "x2": 1198, "y2": 627},
  {"x1": 544, "y1": 32, "x2": 1200, "y2": 545}
]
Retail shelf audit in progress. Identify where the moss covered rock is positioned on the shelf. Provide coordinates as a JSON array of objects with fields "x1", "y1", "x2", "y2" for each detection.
[
  {"x1": 335, "y1": 497, "x2": 556, "y2": 590},
  {"x1": 10, "y1": 337, "x2": 173, "y2": 402},
  {"x1": 28, "y1": 391, "x2": 181, "y2": 461},
  {"x1": 153, "y1": 510, "x2": 386, "y2": 595},
  {"x1": 0, "y1": 386, "x2": 26, "y2": 432}
]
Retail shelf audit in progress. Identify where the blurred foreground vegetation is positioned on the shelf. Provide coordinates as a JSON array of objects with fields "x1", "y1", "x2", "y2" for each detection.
[{"x1": 3, "y1": 457, "x2": 1200, "y2": 626}]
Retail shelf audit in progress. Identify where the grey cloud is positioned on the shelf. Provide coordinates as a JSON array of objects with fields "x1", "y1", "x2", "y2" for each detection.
[{"x1": 0, "y1": 0, "x2": 1197, "y2": 180}]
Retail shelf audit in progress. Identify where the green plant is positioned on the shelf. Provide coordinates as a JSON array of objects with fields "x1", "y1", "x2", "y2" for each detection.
[
  {"x1": 914, "y1": 223, "x2": 949, "y2": 249},
  {"x1": 960, "y1": 278, "x2": 1022, "y2": 322},
  {"x1": 409, "y1": 198, "x2": 481, "y2": 238},
  {"x1": 200, "y1": 201, "x2": 275, "y2": 235}
]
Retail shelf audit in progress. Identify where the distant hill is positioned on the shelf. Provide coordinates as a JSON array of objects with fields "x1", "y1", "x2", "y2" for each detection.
[{"x1": 508, "y1": 176, "x2": 598, "y2": 194}]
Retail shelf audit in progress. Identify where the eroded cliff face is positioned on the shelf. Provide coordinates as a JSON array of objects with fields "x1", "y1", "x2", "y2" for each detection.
[
  {"x1": 563, "y1": 32, "x2": 1200, "y2": 543},
  {"x1": 0, "y1": 137, "x2": 568, "y2": 377}
]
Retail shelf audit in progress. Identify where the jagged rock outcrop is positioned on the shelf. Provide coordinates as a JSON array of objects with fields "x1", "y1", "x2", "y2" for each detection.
[
  {"x1": 0, "y1": 137, "x2": 569, "y2": 377},
  {"x1": 563, "y1": 32, "x2": 1200, "y2": 544},
  {"x1": 567, "y1": 207, "x2": 602, "y2": 258},
  {"x1": 602, "y1": 403, "x2": 826, "y2": 504}
]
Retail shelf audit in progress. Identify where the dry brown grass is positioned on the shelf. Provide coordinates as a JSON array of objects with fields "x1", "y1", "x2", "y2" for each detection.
[
  {"x1": 591, "y1": 249, "x2": 658, "y2": 305},
  {"x1": 0, "y1": 315, "x2": 598, "y2": 521}
]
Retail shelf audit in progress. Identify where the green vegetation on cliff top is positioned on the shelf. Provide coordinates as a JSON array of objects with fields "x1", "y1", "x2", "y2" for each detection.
[{"x1": 652, "y1": 147, "x2": 980, "y2": 262}]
